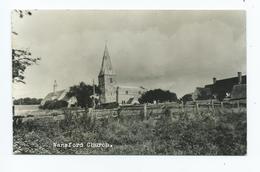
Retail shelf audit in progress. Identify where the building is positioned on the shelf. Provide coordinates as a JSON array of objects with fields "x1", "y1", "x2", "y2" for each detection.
[
  {"x1": 116, "y1": 86, "x2": 146, "y2": 104},
  {"x1": 205, "y1": 72, "x2": 246, "y2": 100},
  {"x1": 98, "y1": 44, "x2": 117, "y2": 103},
  {"x1": 230, "y1": 84, "x2": 246, "y2": 100},
  {"x1": 98, "y1": 44, "x2": 146, "y2": 105},
  {"x1": 192, "y1": 87, "x2": 212, "y2": 100},
  {"x1": 192, "y1": 72, "x2": 246, "y2": 101},
  {"x1": 40, "y1": 84, "x2": 77, "y2": 108}
]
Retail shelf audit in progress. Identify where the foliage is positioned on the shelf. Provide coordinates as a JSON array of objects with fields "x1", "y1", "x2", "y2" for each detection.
[
  {"x1": 13, "y1": 97, "x2": 42, "y2": 105},
  {"x1": 12, "y1": 49, "x2": 41, "y2": 84},
  {"x1": 12, "y1": 10, "x2": 41, "y2": 84},
  {"x1": 180, "y1": 94, "x2": 193, "y2": 104},
  {"x1": 196, "y1": 89, "x2": 212, "y2": 100},
  {"x1": 39, "y1": 100, "x2": 68, "y2": 110},
  {"x1": 66, "y1": 82, "x2": 100, "y2": 108},
  {"x1": 13, "y1": 108, "x2": 246, "y2": 155},
  {"x1": 139, "y1": 89, "x2": 178, "y2": 104}
]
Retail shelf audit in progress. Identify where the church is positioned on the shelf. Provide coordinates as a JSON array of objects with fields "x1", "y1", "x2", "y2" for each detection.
[
  {"x1": 98, "y1": 44, "x2": 146, "y2": 105},
  {"x1": 41, "y1": 44, "x2": 146, "y2": 107}
]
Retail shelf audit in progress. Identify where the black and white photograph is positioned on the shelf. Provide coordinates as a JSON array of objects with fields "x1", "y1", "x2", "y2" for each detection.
[{"x1": 12, "y1": 10, "x2": 247, "y2": 155}]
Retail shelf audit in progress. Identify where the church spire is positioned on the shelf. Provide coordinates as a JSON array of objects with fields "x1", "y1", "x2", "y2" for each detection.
[
  {"x1": 53, "y1": 80, "x2": 57, "y2": 94},
  {"x1": 99, "y1": 43, "x2": 115, "y2": 76}
]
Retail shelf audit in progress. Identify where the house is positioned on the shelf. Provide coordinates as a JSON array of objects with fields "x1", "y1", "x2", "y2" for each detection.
[
  {"x1": 191, "y1": 72, "x2": 246, "y2": 101},
  {"x1": 231, "y1": 84, "x2": 246, "y2": 100},
  {"x1": 41, "y1": 88, "x2": 77, "y2": 107},
  {"x1": 205, "y1": 72, "x2": 246, "y2": 101}
]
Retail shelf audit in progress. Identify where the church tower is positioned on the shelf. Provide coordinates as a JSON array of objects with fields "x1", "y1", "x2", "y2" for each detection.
[{"x1": 98, "y1": 44, "x2": 117, "y2": 104}]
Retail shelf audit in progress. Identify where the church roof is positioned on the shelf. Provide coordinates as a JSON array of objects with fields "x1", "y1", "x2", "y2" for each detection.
[
  {"x1": 99, "y1": 44, "x2": 115, "y2": 76},
  {"x1": 40, "y1": 89, "x2": 69, "y2": 106},
  {"x1": 117, "y1": 85, "x2": 146, "y2": 90}
]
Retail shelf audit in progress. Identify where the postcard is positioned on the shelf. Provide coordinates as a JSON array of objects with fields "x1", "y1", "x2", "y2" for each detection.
[{"x1": 12, "y1": 10, "x2": 246, "y2": 155}]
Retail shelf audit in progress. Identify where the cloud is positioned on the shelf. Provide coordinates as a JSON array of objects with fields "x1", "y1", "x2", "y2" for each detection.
[{"x1": 12, "y1": 10, "x2": 246, "y2": 98}]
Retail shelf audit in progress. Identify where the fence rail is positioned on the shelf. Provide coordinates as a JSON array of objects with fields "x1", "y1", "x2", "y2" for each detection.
[{"x1": 14, "y1": 99, "x2": 246, "y2": 123}]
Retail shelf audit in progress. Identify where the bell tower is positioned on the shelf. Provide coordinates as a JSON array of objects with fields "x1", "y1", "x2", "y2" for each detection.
[{"x1": 98, "y1": 44, "x2": 117, "y2": 103}]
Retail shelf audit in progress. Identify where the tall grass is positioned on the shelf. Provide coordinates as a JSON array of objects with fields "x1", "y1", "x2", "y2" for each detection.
[{"x1": 13, "y1": 108, "x2": 246, "y2": 155}]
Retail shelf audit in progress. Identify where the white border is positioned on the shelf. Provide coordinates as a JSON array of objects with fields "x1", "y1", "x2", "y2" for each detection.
[{"x1": 1, "y1": 0, "x2": 260, "y2": 172}]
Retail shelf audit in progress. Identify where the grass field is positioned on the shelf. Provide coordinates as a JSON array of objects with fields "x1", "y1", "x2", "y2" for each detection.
[{"x1": 13, "y1": 107, "x2": 246, "y2": 155}]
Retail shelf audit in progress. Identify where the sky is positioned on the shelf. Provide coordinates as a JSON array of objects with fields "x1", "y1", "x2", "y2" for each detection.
[{"x1": 12, "y1": 10, "x2": 246, "y2": 99}]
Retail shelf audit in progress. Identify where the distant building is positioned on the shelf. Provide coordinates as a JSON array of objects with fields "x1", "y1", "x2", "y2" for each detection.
[
  {"x1": 98, "y1": 44, "x2": 117, "y2": 103},
  {"x1": 40, "y1": 87, "x2": 77, "y2": 108},
  {"x1": 231, "y1": 84, "x2": 246, "y2": 100},
  {"x1": 116, "y1": 86, "x2": 146, "y2": 104},
  {"x1": 205, "y1": 72, "x2": 246, "y2": 100},
  {"x1": 192, "y1": 72, "x2": 246, "y2": 101},
  {"x1": 98, "y1": 44, "x2": 146, "y2": 105},
  {"x1": 192, "y1": 87, "x2": 212, "y2": 100}
]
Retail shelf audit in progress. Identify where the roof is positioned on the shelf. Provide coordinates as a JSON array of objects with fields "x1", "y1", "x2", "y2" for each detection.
[
  {"x1": 41, "y1": 89, "x2": 69, "y2": 105},
  {"x1": 117, "y1": 85, "x2": 146, "y2": 90},
  {"x1": 126, "y1": 97, "x2": 139, "y2": 104},
  {"x1": 44, "y1": 90, "x2": 66, "y2": 100},
  {"x1": 99, "y1": 44, "x2": 115, "y2": 76},
  {"x1": 231, "y1": 84, "x2": 246, "y2": 100},
  {"x1": 205, "y1": 75, "x2": 246, "y2": 95}
]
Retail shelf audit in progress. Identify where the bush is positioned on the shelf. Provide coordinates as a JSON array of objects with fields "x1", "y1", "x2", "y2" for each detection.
[
  {"x1": 139, "y1": 89, "x2": 178, "y2": 104},
  {"x1": 39, "y1": 100, "x2": 68, "y2": 110}
]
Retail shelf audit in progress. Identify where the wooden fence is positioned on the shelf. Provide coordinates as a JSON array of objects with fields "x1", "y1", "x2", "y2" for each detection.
[
  {"x1": 89, "y1": 99, "x2": 246, "y2": 120},
  {"x1": 13, "y1": 99, "x2": 246, "y2": 123}
]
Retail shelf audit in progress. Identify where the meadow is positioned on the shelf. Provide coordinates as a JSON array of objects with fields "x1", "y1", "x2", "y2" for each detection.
[{"x1": 13, "y1": 107, "x2": 246, "y2": 155}]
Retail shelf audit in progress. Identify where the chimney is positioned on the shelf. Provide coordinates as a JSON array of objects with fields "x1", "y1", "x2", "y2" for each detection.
[
  {"x1": 213, "y1": 77, "x2": 217, "y2": 84},
  {"x1": 238, "y1": 72, "x2": 242, "y2": 85}
]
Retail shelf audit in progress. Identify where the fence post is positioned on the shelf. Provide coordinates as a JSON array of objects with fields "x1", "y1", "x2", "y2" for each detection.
[
  {"x1": 221, "y1": 101, "x2": 224, "y2": 108},
  {"x1": 195, "y1": 101, "x2": 199, "y2": 113},
  {"x1": 211, "y1": 100, "x2": 215, "y2": 111},
  {"x1": 144, "y1": 104, "x2": 147, "y2": 120},
  {"x1": 237, "y1": 100, "x2": 240, "y2": 108}
]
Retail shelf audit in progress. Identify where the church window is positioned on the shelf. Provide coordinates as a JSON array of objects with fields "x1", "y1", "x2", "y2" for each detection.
[
  {"x1": 110, "y1": 78, "x2": 113, "y2": 83},
  {"x1": 125, "y1": 90, "x2": 128, "y2": 94},
  {"x1": 138, "y1": 91, "x2": 141, "y2": 94}
]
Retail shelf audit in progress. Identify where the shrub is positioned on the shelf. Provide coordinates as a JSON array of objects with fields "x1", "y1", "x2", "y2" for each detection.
[
  {"x1": 139, "y1": 89, "x2": 178, "y2": 104},
  {"x1": 39, "y1": 100, "x2": 68, "y2": 110}
]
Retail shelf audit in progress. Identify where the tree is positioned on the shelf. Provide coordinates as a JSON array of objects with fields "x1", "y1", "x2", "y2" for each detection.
[
  {"x1": 180, "y1": 94, "x2": 193, "y2": 104},
  {"x1": 12, "y1": 10, "x2": 40, "y2": 84},
  {"x1": 138, "y1": 89, "x2": 178, "y2": 104},
  {"x1": 66, "y1": 82, "x2": 100, "y2": 108},
  {"x1": 12, "y1": 49, "x2": 41, "y2": 83},
  {"x1": 13, "y1": 97, "x2": 42, "y2": 105}
]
